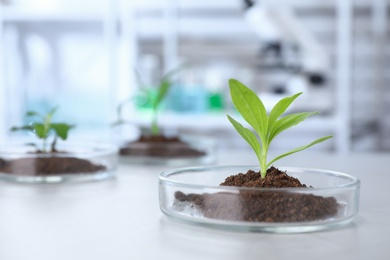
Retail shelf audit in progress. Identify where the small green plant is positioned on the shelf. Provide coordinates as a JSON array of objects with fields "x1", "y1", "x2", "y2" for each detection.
[
  {"x1": 10, "y1": 107, "x2": 74, "y2": 153},
  {"x1": 227, "y1": 79, "x2": 332, "y2": 178},
  {"x1": 115, "y1": 65, "x2": 184, "y2": 135},
  {"x1": 149, "y1": 71, "x2": 175, "y2": 135}
]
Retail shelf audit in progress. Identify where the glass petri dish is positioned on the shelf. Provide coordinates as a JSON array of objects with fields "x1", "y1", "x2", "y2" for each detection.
[
  {"x1": 0, "y1": 142, "x2": 118, "y2": 183},
  {"x1": 159, "y1": 166, "x2": 360, "y2": 233},
  {"x1": 119, "y1": 135, "x2": 216, "y2": 166}
]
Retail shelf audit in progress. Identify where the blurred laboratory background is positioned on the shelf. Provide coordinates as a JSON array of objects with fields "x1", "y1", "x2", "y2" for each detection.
[{"x1": 0, "y1": 0, "x2": 388, "y2": 153}]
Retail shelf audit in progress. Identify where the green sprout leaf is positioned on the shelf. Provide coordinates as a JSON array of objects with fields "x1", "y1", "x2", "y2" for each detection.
[
  {"x1": 10, "y1": 126, "x2": 34, "y2": 132},
  {"x1": 229, "y1": 79, "x2": 268, "y2": 143},
  {"x1": 26, "y1": 111, "x2": 40, "y2": 117},
  {"x1": 149, "y1": 64, "x2": 187, "y2": 135},
  {"x1": 10, "y1": 107, "x2": 74, "y2": 153},
  {"x1": 227, "y1": 115, "x2": 261, "y2": 161},
  {"x1": 227, "y1": 79, "x2": 332, "y2": 178},
  {"x1": 268, "y1": 92, "x2": 302, "y2": 126},
  {"x1": 115, "y1": 63, "x2": 187, "y2": 136},
  {"x1": 151, "y1": 78, "x2": 173, "y2": 135},
  {"x1": 268, "y1": 112, "x2": 318, "y2": 143},
  {"x1": 266, "y1": 136, "x2": 333, "y2": 168},
  {"x1": 51, "y1": 123, "x2": 74, "y2": 140},
  {"x1": 153, "y1": 79, "x2": 171, "y2": 111},
  {"x1": 32, "y1": 123, "x2": 47, "y2": 139}
]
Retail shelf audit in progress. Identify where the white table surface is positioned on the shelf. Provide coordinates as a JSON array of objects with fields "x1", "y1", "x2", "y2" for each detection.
[{"x1": 0, "y1": 149, "x2": 389, "y2": 260}]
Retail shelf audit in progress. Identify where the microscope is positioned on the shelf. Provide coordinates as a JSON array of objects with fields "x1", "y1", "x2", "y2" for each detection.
[{"x1": 243, "y1": 0, "x2": 330, "y2": 95}]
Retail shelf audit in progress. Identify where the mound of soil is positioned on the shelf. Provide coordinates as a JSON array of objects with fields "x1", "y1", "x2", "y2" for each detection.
[
  {"x1": 174, "y1": 167, "x2": 338, "y2": 222},
  {"x1": 0, "y1": 156, "x2": 106, "y2": 176},
  {"x1": 119, "y1": 135, "x2": 206, "y2": 158}
]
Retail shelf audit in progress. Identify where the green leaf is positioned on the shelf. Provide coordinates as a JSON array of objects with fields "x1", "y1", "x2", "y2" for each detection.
[
  {"x1": 227, "y1": 115, "x2": 261, "y2": 158},
  {"x1": 153, "y1": 79, "x2": 171, "y2": 111},
  {"x1": 51, "y1": 123, "x2": 74, "y2": 140},
  {"x1": 268, "y1": 92, "x2": 302, "y2": 128},
  {"x1": 10, "y1": 125, "x2": 34, "y2": 132},
  {"x1": 267, "y1": 136, "x2": 333, "y2": 168},
  {"x1": 26, "y1": 111, "x2": 40, "y2": 117},
  {"x1": 268, "y1": 112, "x2": 318, "y2": 143},
  {"x1": 228, "y1": 79, "x2": 268, "y2": 141},
  {"x1": 151, "y1": 64, "x2": 187, "y2": 112},
  {"x1": 32, "y1": 123, "x2": 47, "y2": 139}
]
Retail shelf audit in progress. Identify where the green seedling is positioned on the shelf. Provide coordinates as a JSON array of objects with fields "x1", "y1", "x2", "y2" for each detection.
[
  {"x1": 227, "y1": 79, "x2": 332, "y2": 178},
  {"x1": 149, "y1": 70, "x2": 174, "y2": 135},
  {"x1": 10, "y1": 107, "x2": 74, "y2": 153},
  {"x1": 115, "y1": 64, "x2": 185, "y2": 135}
]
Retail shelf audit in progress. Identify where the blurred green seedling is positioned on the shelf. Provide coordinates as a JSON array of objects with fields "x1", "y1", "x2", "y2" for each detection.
[
  {"x1": 114, "y1": 64, "x2": 185, "y2": 135},
  {"x1": 10, "y1": 107, "x2": 74, "y2": 153}
]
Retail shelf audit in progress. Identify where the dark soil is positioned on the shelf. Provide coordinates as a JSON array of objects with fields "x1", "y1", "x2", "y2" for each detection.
[
  {"x1": 119, "y1": 134, "x2": 206, "y2": 158},
  {"x1": 174, "y1": 167, "x2": 339, "y2": 222},
  {"x1": 0, "y1": 156, "x2": 106, "y2": 176}
]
